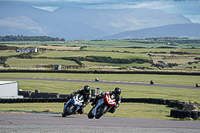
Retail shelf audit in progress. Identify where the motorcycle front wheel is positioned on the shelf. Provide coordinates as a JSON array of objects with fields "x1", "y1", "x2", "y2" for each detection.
[
  {"x1": 88, "y1": 106, "x2": 95, "y2": 119},
  {"x1": 62, "y1": 103, "x2": 75, "y2": 117},
  {"x1": 95, "y1": 104, "x2": 108, "y2": 119}
]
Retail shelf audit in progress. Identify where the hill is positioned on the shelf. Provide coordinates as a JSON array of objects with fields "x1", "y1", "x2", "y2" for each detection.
[
  {"x1": 0, "y1": 2, "x2": 193, "y2": 40},
  {"x1": 100, "y1": 23, "x2": 200, "y2": 40}
]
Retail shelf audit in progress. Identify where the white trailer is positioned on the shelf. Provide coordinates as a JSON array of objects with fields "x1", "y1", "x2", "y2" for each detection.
[{"x1": 0, "y1": 81, "x2": 23, "y2": 99}]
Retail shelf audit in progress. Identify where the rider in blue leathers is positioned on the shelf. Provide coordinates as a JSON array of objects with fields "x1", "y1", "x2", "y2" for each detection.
[{"x1": 67, "y1": 85, "x2": 91, "y2": 114}]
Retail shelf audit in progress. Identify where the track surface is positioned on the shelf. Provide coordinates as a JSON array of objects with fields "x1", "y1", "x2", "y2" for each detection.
[
  {"x1": 0, "y1": 112, "x2": 200, "y2": 133},
  {"x1": 0, "y1": 77, "x2": 198, "y2": 89}
]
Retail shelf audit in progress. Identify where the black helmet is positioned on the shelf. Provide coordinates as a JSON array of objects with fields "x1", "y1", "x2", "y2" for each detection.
[
  {"x1": 114, "y1": 87, "x2": 121, "y2": 95},
  {"x1": 83, "y1": 85, "x2": 90, "y2": 93}
]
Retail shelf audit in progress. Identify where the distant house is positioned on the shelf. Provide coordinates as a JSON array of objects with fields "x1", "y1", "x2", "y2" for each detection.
[{"x1": 17, "y1": 47, "x2": 37, "y2": 53}]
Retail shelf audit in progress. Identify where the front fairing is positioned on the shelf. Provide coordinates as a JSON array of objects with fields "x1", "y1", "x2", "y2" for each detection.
[
  {"x1": 73, "y1": 95, "x2": 84, "y2": 106},
  {"x1": 63, "y1": 95, "x2": 84, "y2": 112},
  {"x1": 104, "y1": 94, "x2": 116, "y2": 106}
]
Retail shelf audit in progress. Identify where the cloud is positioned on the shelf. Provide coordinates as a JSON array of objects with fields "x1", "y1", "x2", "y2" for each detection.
[
  {"x1": 0, "y1": 16, "x2": 45, "y2": 34},
  {"x1": 33, "y1": 6, "x2": 59, "y2": 12}
]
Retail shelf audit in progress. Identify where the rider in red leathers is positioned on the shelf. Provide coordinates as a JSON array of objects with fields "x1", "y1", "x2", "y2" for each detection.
[{"x1": 91, "y1": 87, "x2": 121, "y2": 113}]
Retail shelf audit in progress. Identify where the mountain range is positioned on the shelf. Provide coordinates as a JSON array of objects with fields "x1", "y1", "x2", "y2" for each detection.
[
  {"x1": 0, "y1": 2, "x2": 199, "y2": 40},
  {"x1": 101, "y1": 23, "x2": 200, "y2": 40}
]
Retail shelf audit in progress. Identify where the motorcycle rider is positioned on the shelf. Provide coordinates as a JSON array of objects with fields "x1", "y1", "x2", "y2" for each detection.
[
  {"x1": 91, "y1": 87, "x2": 121, "y2": 113},
  {"x1": 67, "y1": 85, "x2": 91, "y2": 114},
  {"x1": 95, "y1": 77, "x2": 99, "y2": 82}
]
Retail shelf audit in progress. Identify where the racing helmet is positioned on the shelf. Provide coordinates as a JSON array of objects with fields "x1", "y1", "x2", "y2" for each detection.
[
  {"x1": 83, "y1": 85, "x2": 90, "y2": 94},
  {"x1": 114, "y1": 87, "x2": 121, "y2": 95}
]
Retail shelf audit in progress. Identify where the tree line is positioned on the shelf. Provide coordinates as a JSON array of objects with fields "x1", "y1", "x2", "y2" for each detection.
[
  {"x1": 0, "y1": 45, "x2": 17, "y2": 50},
  {"x1": 62, "y1": 56, "x2": 152, "y2": 65},
  {"x1": 123, "y1": 37, "x2": 200, "y2": 44},
  {"x1": 0, "y1": 35, "x2": 65, "y2": 41}
]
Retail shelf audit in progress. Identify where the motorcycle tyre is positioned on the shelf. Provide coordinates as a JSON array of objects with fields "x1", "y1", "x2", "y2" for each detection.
[
  {"x1": 88, "y1": 106, "x2": 95, "y2": 119},
  {"x1": 95, "y1": 104, "x2": 108, "y2": 119},
  {"x1": 62, "y1": 103, "x2": 75, "y2": 117}
]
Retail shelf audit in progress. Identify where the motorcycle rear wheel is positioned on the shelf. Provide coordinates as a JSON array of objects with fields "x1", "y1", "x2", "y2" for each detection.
[{"x1": 95, "y1": 104, "x2": 108, "y2": 119}]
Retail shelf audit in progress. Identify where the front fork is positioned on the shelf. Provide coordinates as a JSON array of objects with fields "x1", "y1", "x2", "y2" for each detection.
[
  {"x1": 63, "y1": 99, "x2": 72, "y2": 112},
  {"x1": 63, "y1": 102, "x2": 80, "y2": 114},
  {"x1": 74, "y1": 106, "x2": 81, "y2": 113},
  {"x1": 92, "y1": 99, "x2": 104, "y2": 115}
]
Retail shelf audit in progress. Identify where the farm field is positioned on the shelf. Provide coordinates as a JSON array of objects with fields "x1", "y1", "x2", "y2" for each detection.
[
  {"x1": 151, "y1": 54, "x2": 198, "y2": 64},
  {"x1": 1, "y1": 38, "x2": 200, "y2": 72},
  {"x1": 81, "y1": 61, "x2": 153, "y2": 69},
  {"x1": 0, "y1": 50, "x2": 21, "y2": 56},
  {"x1": 34, "y1": 51, "x2": 150, "y2": 60},
  {"x1": 6, "y1": 58, "x2": 78, "y2": 68},
  {"x1": 1, "y1": 38, "x2": 200, "y2": 48},
  {"x1": 1, "y1": 50, "x2": 200, "y2": 71},
  {"x1": 84, "y1": 47, "x2": 178, "y2": 53},
  {"x1": 179, "y1": 49, "x2": 200, "y2": 54}
]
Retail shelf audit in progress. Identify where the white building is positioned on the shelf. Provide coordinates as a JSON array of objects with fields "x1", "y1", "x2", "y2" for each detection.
[
  {"x1": 17, "y1": 47, "x2": 37, "y2": 53},
  {"x1": 0, "y1": 81, "x2": 23, "y2": 99}
]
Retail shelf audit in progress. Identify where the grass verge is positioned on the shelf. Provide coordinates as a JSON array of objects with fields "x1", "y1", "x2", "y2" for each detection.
[
  {"x1": 0, "y1": 102, "x2": 175, "y2": 120},
  {"x1": 0, "y1": 73, "x2": 199, "y2": 86}
]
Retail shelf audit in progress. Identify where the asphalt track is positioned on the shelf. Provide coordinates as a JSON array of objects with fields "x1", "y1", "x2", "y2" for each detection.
[
  {"x1": 0, "y1": 112, "x2": 200, "y2": 133},
  {"x1": 0, "y1": 77, "x2": 199, "y2": 89}
]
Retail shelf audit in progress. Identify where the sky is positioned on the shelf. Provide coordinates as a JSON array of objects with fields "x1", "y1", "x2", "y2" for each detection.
[{"x1": 1, "y1": 0, "x2": 200, "y2": 23}]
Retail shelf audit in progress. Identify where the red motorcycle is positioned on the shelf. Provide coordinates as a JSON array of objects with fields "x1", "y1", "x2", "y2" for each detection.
[{"x1": 88, "y1": 93, "x2": 116, "y2": 119}]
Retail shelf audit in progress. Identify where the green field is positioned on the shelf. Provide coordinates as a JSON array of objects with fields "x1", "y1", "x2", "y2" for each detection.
[
  {"x1": 179, "y1": 49, "x2": 200, "y2": 54},
  {"x1": 0, "y1": 73, "x2": 200, "y2": 120},
  {"x1": 1, "y1": 38, "x2": 200, "y2": 72},
  {"x1": 34, "y1": 51, "x2": 150, "y2": 60},
  {"x1": 0, "y1": 103, "x2": 174, "y2": 120},
  {"x1": 0, "y1": 72, "x2": 200, "y2": 120},
  {"x1": 85, "y1": 47, "x2": 178, "y2": 53},
  {"x1": 0, "y1": 73, "x2": 199, "y2": 86},
  {"x1": 1, "y1": 38, "x2": 200, "y2": 119},
  {"x1": 0, "y1": 50, "x2": 21, "y2": 56},
  {"x1": 3, "y1": 49, "x2": 200, "y2": 71},
  {"x1": 82, "y1": 61, "x2": 152, "y2": 68},
  {"x1": 1, "y1": 38, "x2": 200, "y2": 48},
  {"x1": 6, "y1": 58, "x2": 78, "y2": 68},
  {"x1": 0, "y1": 73, "x2": 199, "y2": 101}
]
